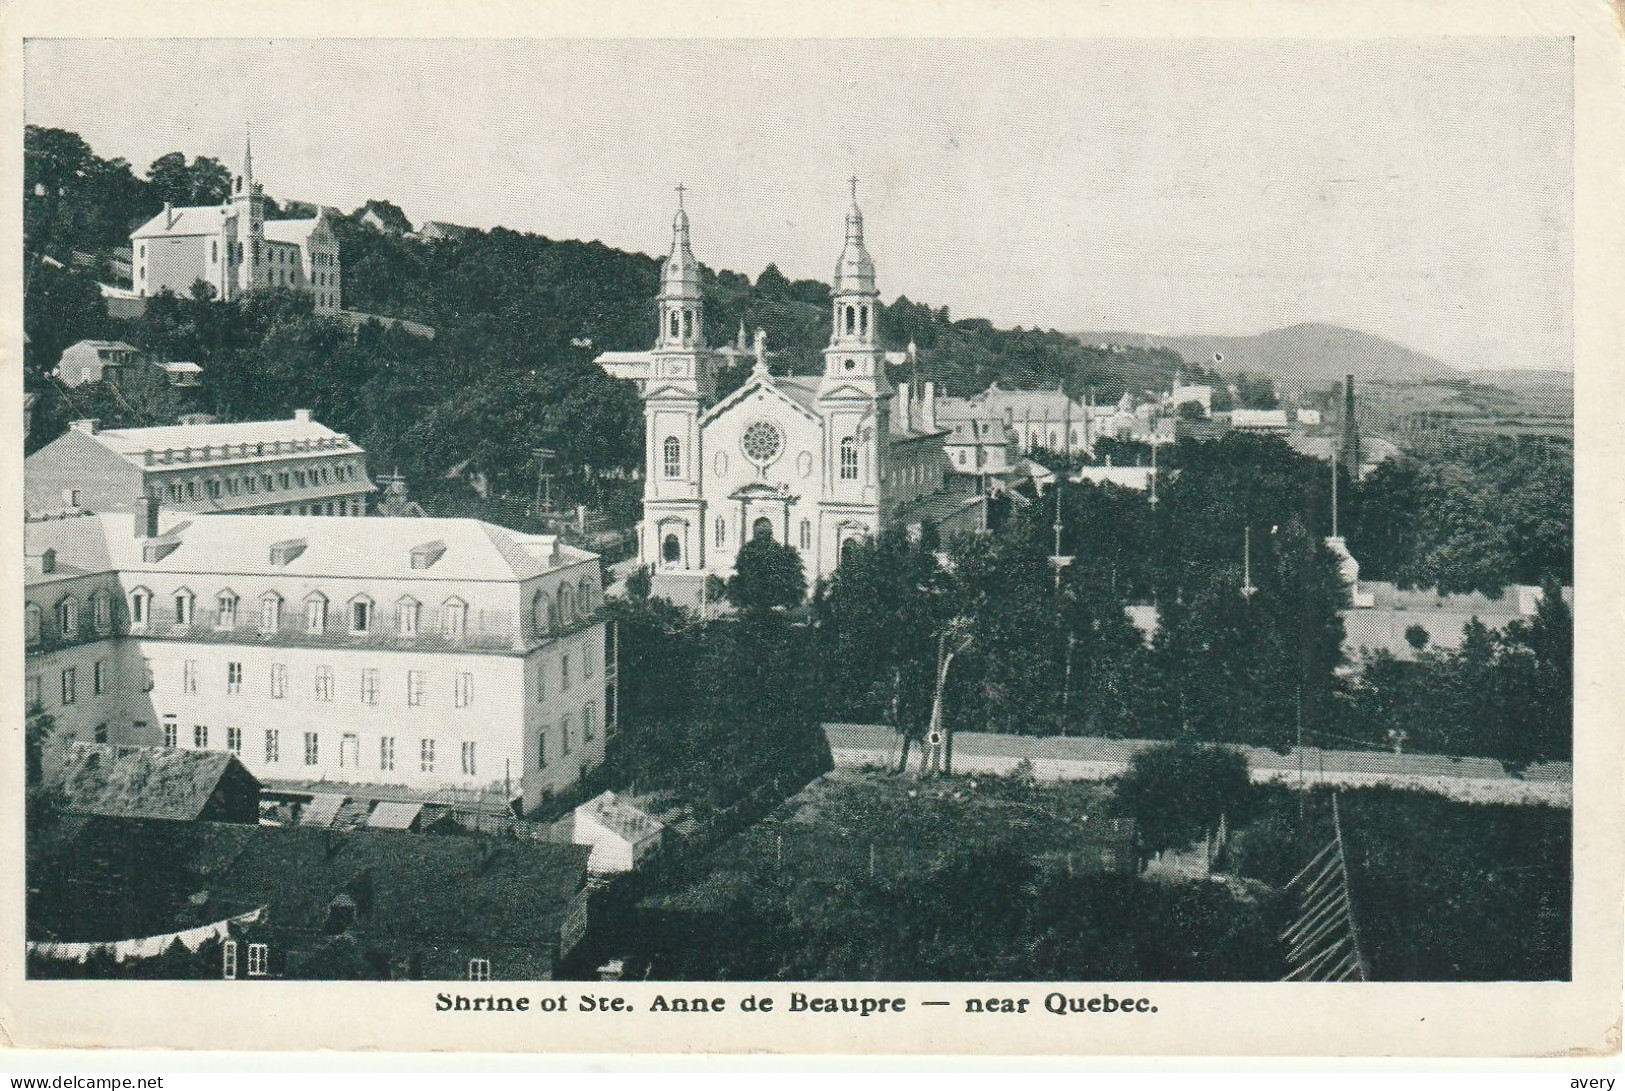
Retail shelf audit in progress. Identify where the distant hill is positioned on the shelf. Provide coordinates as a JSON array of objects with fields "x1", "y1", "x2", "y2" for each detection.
[{"x1": 1070, "y1": 322, "x2": 1460, "y2": 388}]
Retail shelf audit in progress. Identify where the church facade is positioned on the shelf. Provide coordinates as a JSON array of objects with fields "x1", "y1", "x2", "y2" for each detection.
[
  {"x1": 131, "y1": 135, "x2": 341, "y2": 315},
  {"x1": 601, "y1": 186, "x2": 980, "y2": 598}
]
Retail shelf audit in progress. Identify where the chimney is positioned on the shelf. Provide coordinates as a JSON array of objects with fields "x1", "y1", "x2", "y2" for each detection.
[
  {"x1": 896, "y1": 382, "x2": 911, "y2": 434},
  {"x1": 134, "y1": 496, "x2": 160, "y2": 539},
  {"x1": 70, "y1": 419, "x2": 99, "y2": 435},
  {"x1": 293, "y1": 408, "x2": 312, "y2": 423},
  {"x1": 164, "y1": 201, "x2": 175, "y2": 229},
  {"x1": 921, "y1": 382, "x2": 937, "y2": 431}
]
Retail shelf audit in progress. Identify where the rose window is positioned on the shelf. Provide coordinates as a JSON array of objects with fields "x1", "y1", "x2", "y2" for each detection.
[{"x1": 741, "y1": 421, "x2": 784, "y2": 466}]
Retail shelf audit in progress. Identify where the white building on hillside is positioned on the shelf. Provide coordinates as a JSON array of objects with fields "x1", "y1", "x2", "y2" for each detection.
[
  {"x1": 24, "y1": 509, "x2": 612, "y2": 815},
  {"x1": 131, "y1": 135, "x2": 341, "y2": 314}
]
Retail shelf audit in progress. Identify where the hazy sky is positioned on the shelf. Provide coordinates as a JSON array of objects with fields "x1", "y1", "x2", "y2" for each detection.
[{"x1": 25, "y1": 38, "x2": 1573, "y2": 370}]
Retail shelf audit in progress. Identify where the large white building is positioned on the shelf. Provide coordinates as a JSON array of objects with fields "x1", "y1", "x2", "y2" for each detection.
[
  {"x1": 131, "y1": 136, "x2": 341, "y2": 315},
  {"x1": 598, "y1": 185, "x2": 981, "y2": 597},
  {"x1": 25, "y1": 509, "x2": 611, "y2": 815},
  {"x1": 25, "y1": 412, "x2": 375, "y2": 520}
]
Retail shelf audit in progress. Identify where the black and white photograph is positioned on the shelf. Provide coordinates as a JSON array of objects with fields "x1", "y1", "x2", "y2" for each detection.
[{"x1": 5, "y1": 10, "x2": 1618, "y2": 1061}]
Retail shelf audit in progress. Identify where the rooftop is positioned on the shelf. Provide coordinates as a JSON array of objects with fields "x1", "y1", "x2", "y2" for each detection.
[
  {"x1": 24, "y1": 512, "x2": 595, "y2": 584},
  {"x1": 80, "y1": 413, "x2": 357, "y2": 468},
  {"x1": 47, "y1": 742, "x2": 259, "y2": 823}
]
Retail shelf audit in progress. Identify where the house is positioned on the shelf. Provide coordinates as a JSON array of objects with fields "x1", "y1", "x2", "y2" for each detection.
[
  {"x1": 24, "y1": 508, "x2": 614, "y2": 816},
  {"x1": 47, "y1": 741, "x2": 261, "y2": 824},
  {"x1": 1229, "y1": 408, "x2": 1291, "y2": 432},
  {"x1": 156, "y1": 361, "x2": 203, "y2": 388},
  {"x1": 357, "y1": 201, "x2": 411, "y2": 235},
  {"x1": 27, "y1": 818, "x2": 593, "y2": 980},
  {"x1": 25, "y1": 411, "x2": 375, "y2": 520},
  {"x1": 417, "y1": 220, "x2": 471, "y2": 242},
  {"x1": 56, "y1": 341, "x2": 139, "y2": 387},
  {"x1": 571, "y1": 790, "x2": 664, "y2": 874}
]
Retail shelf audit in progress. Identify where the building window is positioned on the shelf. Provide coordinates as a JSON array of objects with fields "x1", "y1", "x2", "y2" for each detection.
[
  {"x1": 397, "y1": 598, "x2": 420, "y2": 637},
  {"x1": 561, "y1": 716, "x2": 572, "y2": 756},
  {"x1": 715, "y1": 517, "x2": 725, "y2": 548},
  {"x1": 305, "y1": 596, "x2": 327, "y2": 634},
  {"x1": 93, "y1": 660, "x2": 106, "y2": 695},
  {"x1": 662, "y1": 533, "x2": 681, "y2": 565},
  {"x1": 247, "y1": 944, "x2": 268, "y2": 977},
  {"x1": 194, "y1": 724, "x2": 208, "y2": 748},
  {"x1": 537, "y1": 728, "x2": 547, "y2": 768},
  {"x1": 265, "y1": 729, "x2": 280, "y2": 763},
  {"x1": 304, "y1": 732, "x2": 319, "y2": 765},
  {"x1": 561, "y1": 653, "x2": 571, "y2": 692},
  {"x1": 93, "y1": 592, "x2": 111, "y2": 632},
  {"x1": 262, "y1": 594, "x2": 282, "y2": 631},
  {"x1": 217, "y1": 592, "x2": 238, "y2": 629},
  {"x1": 340, "y1": 733, "x2": 359, "y2": 768},
  {"x1": 25, "y1": 675, "x2": 41, "y2": 713},
  {"x1": 840, "y1": 437, "x2": 858, "y2": 480},
  {"x1": 227, "y1": 727, "x2": 242, "y2": 754},
  {"x1": 461, "y1": 741, "x2": 477, "y2": 776},
  {"x1": 208, "y1": 480, "x2": 222, "y2": 500},
  {"x1": 584, "y1": 704, "x2": 596, "y2": 742},
  {"x1": 270, "y1": 663, "x2": 287, "y2": 699},
  {"x1": 406, "y1": 670, "x2": 425, "y2": 707},
  {"x1": 468, "y1": 959, "x2": 490, "y2": 982},
  {"x1": 350, "y1": 598, "x2": 372, "y2": 633},
  {"x1": 800, "y1": 519, "x2": 811, "y2": 550},
  {"x1": 95, "y1": 722, "x2": 109, "y2": 744},
  {"x1": 455, "y1": 672, "x2": 473, "y2": 709},
  {"x1": 25, "y1": 603, "x2": 41, "y2": 645},
  {"x1": 164, "y1": 721, "x2": 178, "y2": 748},
  {"x1": 222, "y1": 940, "x2": 237, "y2": 980},
  {"x1": 130, "y1": 590, "x2": 150, "y2": 628},
  {"x1": 315, "y1": 666, "x2": 334, "y2": 702},
  {"x1": 174, "y1": 590, "x2": 195, "y2": 626},
  {"x1": 585, "y1": 645, "x2": 595, "y2": 679},
  {"x1": 361, "y1": 668, "x2": 379, "y2": 705},
  {"x1": 279, "y1": 472, "x2": 291, "y2": 489},
  {"x1": 53, "y1": 599, "x2": 78, "y2": 641},
  {"x1": 536, "y1": 661, "x2": 547, "y2": 702},
  {"x1": 663, "y1": 436, "x2": 681, "y2": 478},
  {"x1": 60, "y1": 667, "x2": 77, "y2": 705},
  {"x1": 227, "y1": 661, "x2": 243, "y2": 695},
  {"x1": 442, "y1": 598, "x2": 467, "y2": 638},
  {"x1": 559, "y1": 584, "x2": 574, "y2": 625},
  {"x1": 531, "y1": 591, "x2": 552, "y2": 636},
  {"x1": 380, "y1": 736, "x2": 395, "y2": 771},
  {"x1": 420, "y1": 738, "x2": 435, "y2": 773},
  {"x1": 184, "y1": 660, "x2": 199, "y2": 694}
]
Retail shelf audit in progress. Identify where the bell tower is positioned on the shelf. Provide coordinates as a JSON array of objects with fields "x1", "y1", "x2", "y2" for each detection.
[
  {"x1": 230, "y1": 128, "x2": 266, "y2": 297},
  {"x1": 821, "y1": 177, "x2": 890, "y2": 396}
]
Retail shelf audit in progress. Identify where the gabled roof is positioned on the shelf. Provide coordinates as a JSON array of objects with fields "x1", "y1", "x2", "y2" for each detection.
[
  {"x1": 131, "y1": 204, "x2": 236, "y2": 239},
  {"x1": 703, "y1": 372, "x2": 822, "y2": 426},
  {"x1": 578, "y1": 791, "x2": 663, "y2": 845},
  {"x1": 48, "y1": 743, "x2": 259, "y2": 823},
  {"x1": 263, "y1": 216, "x2": 327, "y2": 245}
]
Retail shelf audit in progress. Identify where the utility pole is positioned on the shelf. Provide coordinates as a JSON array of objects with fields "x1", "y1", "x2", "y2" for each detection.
[
  {"x1": 532, "y1": 447, "x2": 557, "y2": 518},
  {"x1": 1242, "y1": 526, "x2": 1257, "y2": 600},
  {"x1": 1149, "y1": 436, "x2": 1159, "y2": 508}
]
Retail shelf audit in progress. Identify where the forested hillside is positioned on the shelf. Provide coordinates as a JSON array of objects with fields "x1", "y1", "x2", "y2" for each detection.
[{"x1": 23, "y1": 124, "x2": 1196, "y2": 502}]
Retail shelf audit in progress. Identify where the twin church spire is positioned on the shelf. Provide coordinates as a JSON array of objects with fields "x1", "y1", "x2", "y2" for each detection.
[{"x1": 653, "y1": 179, "x2": 884, "y2": 368}]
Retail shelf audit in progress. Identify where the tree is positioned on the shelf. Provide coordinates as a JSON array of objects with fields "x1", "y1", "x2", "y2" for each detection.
[
  {"x1": 625, "y1": 564, "x2": 652, "y2": 601},
  {"x1": 1114, "y1": 741, "x2": 1254, "y2": 861},
  {"x1": 726, "y1": 535, "x2": 806, "y2": 614},
  {"x1": 1404, "y1": 624, "x2": 1430, "y2": 651}
]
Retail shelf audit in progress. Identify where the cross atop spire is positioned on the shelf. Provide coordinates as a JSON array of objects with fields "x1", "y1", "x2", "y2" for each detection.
[
  {"x1": 849, "y1": 175, "x2": 859, "y2": 202},
  {"x1": 675, "y1": 182, "x2": 686, "y2": 210}
]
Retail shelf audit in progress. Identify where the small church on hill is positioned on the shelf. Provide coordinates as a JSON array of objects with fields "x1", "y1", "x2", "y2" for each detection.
[
  {"x1": 130, "y1": 133, "x2": 341, "y2": 314},
  {"x1": 597, "y1": 182, "x2": 984, "y2": 601}
]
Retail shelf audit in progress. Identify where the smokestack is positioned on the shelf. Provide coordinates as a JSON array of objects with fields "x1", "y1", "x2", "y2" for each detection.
[
  {"x1": 921, "y1": 381, "x2": 937, "y2": 431},
  {"x1": 70, "y1": 419, "x2": 99, "y2": 435},
  {"x1": 134, "y1": 496, "x2": 160, "y2": 539},
  {"x1": 293, "y1": 408, "x2": 312, "y2": 423},
  {"x1": 1343, "y1": 374, "x2": 1361, "y2": 477}
]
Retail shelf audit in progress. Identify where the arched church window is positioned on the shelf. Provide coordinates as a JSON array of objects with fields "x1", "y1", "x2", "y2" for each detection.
[
  {"x1": 860, "y1": 305, "x2": 868, "y2": 336},
  {"x1": 669, "y1": 312, "x2": 680, "y2": 340},
  {"x1": 663, "y1": 437, "x2": 681, "y2": 478},
  {"x1": 840, "y1": 437, "x2": 858, "y2": 481},
  {"x1": 662, "y1": 534, "x2": 681, "y2": 565},
  {"x1": 844, "y1": 305, "x2": 855, "y2": 335},
  {"x1": 682, "y1": 309, "x2": 693, "y2": 340},
  {"x1": 715, "y1": 517, "x2": 725, "y2": 548},
  {"x1": 752, "y1": 517, "x2": 774, "y2": 542},
  {"x1": 799, "y1": 519, "x2": 811, "y2": 550}
]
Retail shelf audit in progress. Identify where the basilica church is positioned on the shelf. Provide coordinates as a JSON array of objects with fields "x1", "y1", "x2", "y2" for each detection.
[{"x1": 598, "y1": 184, "x2": 983, "y2": 601}]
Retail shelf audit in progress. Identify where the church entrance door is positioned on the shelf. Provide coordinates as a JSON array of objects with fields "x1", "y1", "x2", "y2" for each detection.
[{"x1": 752, "y1": 516, "x2": 774, "y2": 542}]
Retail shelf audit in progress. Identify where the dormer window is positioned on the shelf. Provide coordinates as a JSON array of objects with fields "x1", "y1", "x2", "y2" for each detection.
[
  {"x1": 40, "y1": 549, "x2": 56, "y2": 574},
  {"x1": 55, "y1": 596, "x2": 79, "y2": 637},
  {"x1": 25, "y1": 603, "x2": 42, "y2": 646},
  {"x1": 442, "y1": 597, "x2": 467, "y2": 639},
  {"x1": 173, "y1": 589, "x2": 195, "y2": 626},
  {"x1": 216, "y1": 591, "x2": 239, "y2": 630},
  {"x1": 261, "y1": 593, "x2": 283, "y2": 632},
  {"x1": 269, "y1": 538, "x2": 307, "y2": 566},
  {"x1": 531, "y1": 591, "x2": 552, "y2": 636},
  {"x1": 305, "y1": 594, "x2": 328, "y2": 635},
  {"x1": 397, "y1": 597, "x2": 420, "y2": 637},
  {"x1": 350, "y1": 596, "x2": 373, "y2": 634},
  {"x1": 128, "y1": 588, "x2": 151, "y2": 629},
  {"x1": 410, "y1": 541, "x2": 446, "y2": 570},
  {"x1": 92, "y1": 591, "x2": 110, "y2": 632}
]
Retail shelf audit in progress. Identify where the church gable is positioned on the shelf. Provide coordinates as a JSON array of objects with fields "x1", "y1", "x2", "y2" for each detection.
[{"x1": 701, "y1": 375, "x2": 821, "y2": 428}]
